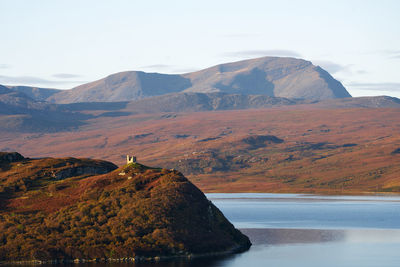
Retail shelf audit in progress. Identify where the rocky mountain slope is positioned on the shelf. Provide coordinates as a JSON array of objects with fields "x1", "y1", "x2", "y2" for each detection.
[
  {"x1": 0, "y1": 152, "x2": 250, "y2": 262},
  {"x1": 182, "y1": 57, "x2": 350, "y2": 99},
  {"x1": 46, "y1": 57, "x2": 351, "y2": 103}
]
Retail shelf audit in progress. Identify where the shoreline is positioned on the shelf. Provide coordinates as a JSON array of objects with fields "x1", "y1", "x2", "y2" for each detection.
[
  {"x1": 0, "y1": 243, "x2": 251, "y2": 265},
  {"x1": 203, "y1": 190, "x2": 400, "y2": 196}
]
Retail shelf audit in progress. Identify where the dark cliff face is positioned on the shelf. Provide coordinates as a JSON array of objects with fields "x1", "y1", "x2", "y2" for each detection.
[{"x1": 0, "y1": 154, "x2": 250, "y2": 261}]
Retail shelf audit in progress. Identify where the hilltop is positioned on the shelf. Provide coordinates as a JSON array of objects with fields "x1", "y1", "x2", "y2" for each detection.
[{"x1": 0, "y1": 152, "x2": 250, "y2": 262}]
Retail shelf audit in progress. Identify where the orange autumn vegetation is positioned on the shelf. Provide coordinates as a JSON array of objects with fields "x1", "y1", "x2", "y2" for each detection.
[
  {"x1": 2, "y1": 107, "x2": 399, "y2": 194},
  {"x1": 0, "y1": 154, "x2": 250, "y2": 261}
]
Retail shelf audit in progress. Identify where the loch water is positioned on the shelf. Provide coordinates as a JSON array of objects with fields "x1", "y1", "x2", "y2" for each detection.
[{"x1": 16, "y1": 193, "x2": 400, "y2": 267}]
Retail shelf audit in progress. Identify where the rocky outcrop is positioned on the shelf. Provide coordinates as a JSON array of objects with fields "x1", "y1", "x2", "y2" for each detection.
[
  {"x1": 241, "y1": 135, "x2": 284, "y2": 149},
  {"x1": 0, "y1": 153, "x2": 118, "y2": 195},
  {"x1": 52, "y1": 166, "x2": 117, "y2": 180},
  {"x1": 0, "y1": 152, "x2": 24, "y2": 163}
]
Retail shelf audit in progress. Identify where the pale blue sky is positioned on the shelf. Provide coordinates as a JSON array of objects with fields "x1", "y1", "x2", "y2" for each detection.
[{"x1": 1, "y1": 0, "x2": 400, "y2": 97}]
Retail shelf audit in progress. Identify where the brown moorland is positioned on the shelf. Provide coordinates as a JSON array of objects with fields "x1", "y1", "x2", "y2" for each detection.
[{"x1": 1, "y1": 106, "x2": 399, "y2": 194}]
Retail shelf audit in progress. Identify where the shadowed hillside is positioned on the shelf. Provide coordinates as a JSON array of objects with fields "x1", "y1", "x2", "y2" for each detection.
[
  {"x1": 0, "y1": 85, "x2": 91, "y2": 132},
  {"x1": 60, "y1": 93, "x2": 400, "y2": 115}
]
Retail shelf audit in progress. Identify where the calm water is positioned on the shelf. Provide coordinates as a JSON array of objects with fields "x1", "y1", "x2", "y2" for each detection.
[
  {"x1": 14, "y1": 193, "x2": 400, "y2": 267},
  {"x1": 205, "y1": 193, "x2": 400, "y2": 267}
]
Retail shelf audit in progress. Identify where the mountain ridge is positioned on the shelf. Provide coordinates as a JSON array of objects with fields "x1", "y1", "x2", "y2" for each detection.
[
  {"x1": 45, "y1": 56, "x2": 351, "y2": 103},
  {"x1": 0, "y1": 85, "x2": 91, "y2": 132}
]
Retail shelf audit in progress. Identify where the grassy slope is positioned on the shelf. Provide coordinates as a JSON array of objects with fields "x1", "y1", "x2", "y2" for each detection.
[{"x1": 1, "y1": 107, "x2": 400, "y2": 194}]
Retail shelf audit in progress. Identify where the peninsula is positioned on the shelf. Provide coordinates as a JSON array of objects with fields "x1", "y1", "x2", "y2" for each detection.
[{"x1": 0, "y1": 152, "x2": 250, "y2": 262}]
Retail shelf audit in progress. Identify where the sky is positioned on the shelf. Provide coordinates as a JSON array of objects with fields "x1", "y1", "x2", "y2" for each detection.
[{"x1": 1, "y1": 0, "x2": 400, "y2": 97}]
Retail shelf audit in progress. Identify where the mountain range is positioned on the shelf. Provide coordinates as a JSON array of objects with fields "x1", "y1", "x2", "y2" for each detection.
[
  {"x1": 8, "y1": 57, "x2": 351, "y2": 104},
  {"x1": 0, "y1": 57, "x2": 398, "y2": 132},
  {"x1": 1, "y1": 56, "x2": 400, "y2": 194}
]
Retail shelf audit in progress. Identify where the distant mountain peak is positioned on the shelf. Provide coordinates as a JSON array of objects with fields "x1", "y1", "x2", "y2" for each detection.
[{"x1": 44, "y1": 57, "x2": 350, "y2": 104}]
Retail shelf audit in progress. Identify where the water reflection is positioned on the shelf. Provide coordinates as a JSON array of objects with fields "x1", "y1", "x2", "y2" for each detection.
[
  {"x1": 34, "y1": 228, "x2": 400, "y2": 267},
  {"x1": 208, "y1": 193, "x2": 400, "y2": 229},
  {"x1": 240, "y1": 228, "x2": 345, "y2": 246}
]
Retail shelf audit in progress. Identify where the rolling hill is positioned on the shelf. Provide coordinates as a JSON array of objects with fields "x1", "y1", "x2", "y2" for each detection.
[
  {"x1": 0, "y1": 85, "x2": 90, "y2": 132},
  {"x1": 6, "y1": 85, "x2": 60, "y2": 101}
]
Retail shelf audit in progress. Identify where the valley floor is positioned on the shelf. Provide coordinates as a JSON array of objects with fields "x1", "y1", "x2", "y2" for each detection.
[{"x1": 1, "y1": 107, "x2": 400, "y2": 194}]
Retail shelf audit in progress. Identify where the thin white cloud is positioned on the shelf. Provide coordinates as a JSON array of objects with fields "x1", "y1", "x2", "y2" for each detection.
[
  {"x1": 369, "y1": 49, "x2": 400, "y2": 60},
  {"x1": 356, "y1": 70, "x2": 368, "y2": 75},
  {"x1": 171, "y1": 67, "x2": 199, "y2": 73},
  {"x1": 0, "y1": 64, "x2": 11, "y2": 69},
  {"x1": 52, "y1": 73, "x2": 82, "y2": 79},
  {"x1": 0, "y1": 75, "x2": 85, "y2": 86},
  {"x1": 221, "y1": 33, "x2": 260, "y2": 38},
  {"x1": 141, "y1": 64, "x2": 172, "y2": 70},
  {"x1": 223, "y1": 49, "x2": 302, "y2": 58},
  {"x1": 140, "y1": 64, "x2": 198, "y2": 74},
  {"x1": 348, "y1": 82, "x2": 400, "y2": 92},
  {"x1": 313, "y1": 60, "x2": 353, "y2": 74},
  {"x1": 384, "y1": 50, "x2": 400, "y2": 58}
]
